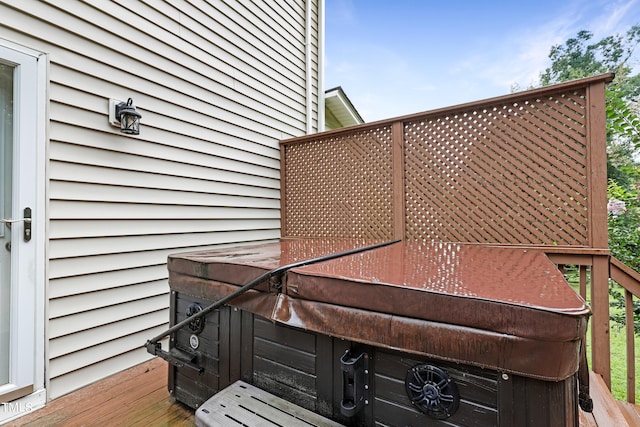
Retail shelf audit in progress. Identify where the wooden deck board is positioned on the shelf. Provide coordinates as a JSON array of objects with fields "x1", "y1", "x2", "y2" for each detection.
[
  {"x1": 618, "y1": 400, "x2": 640, "y2": 426},
  {"x1": 579, "y1": 409, "x2": 599, "y2": 427},
  {"x1": 588, "y1": 371, "x2": 632, "y2": 427},
  {"x1": 5, "y1": 358, "x2": 194, "y2": 427},
  {"x1": 3, "y1": 358, "x2": 636, "y2": 426}
]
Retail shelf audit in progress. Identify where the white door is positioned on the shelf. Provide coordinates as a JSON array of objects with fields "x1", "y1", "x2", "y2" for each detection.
[{"x1": 0, "y1": 41, "x2": 44, "y2": 411}]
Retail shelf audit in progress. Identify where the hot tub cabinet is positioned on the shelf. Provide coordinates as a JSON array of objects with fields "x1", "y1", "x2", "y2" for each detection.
[{"x1": 164, "y1": 240, "x2": 590, "y2": 427}]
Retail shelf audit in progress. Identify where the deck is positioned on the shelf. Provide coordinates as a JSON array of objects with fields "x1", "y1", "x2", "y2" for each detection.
[
  {"x1": 4, "y1": 358, "x2": 639, "y2": 427},
  {"x1": 5, "y1": 358, "x2": 193, "y2": 427}
]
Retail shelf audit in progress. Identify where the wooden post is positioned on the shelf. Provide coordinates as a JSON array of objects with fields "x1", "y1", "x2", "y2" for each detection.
[
  {"x1": 586, "y1": 80, "x2": 611, "y2": 388},
  {"x1": 591, "y1": 255, "x2": 611, "y2": 388},
  {"x1": 626, "y1": 290, "x2": 636, "y2": 403},
  {"x1": 579, "y1": 266, "x2": 587, "y2": 300},
  {"x1": 392, "y1": 120, "x2": 405, "y2": 241},
  {"x1": 586, "y1": 80, "x2": 609, "y2": 248}
]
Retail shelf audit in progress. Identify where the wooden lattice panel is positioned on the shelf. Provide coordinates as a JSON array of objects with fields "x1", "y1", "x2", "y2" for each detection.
[
  {"x1": 282, "y1": 127, "x2": 394, "y2": 239},
  {"x1": 404, "y1": 89, "x2": 590, "y2": 245}
]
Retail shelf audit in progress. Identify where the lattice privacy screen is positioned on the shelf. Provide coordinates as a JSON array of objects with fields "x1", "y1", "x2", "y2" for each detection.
[
  {"x1": 404, "y1": 90, "x2": 588, "y2": 244},
  {"x1": 282, "y1": 127, "x2": 395, "y2": 240},
  {"x1": 282, "y1": 76, "x2": 609, "y2": 246}
]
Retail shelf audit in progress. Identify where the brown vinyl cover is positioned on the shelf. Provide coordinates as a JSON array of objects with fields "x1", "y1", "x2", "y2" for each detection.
[
  {"x1": 168, "y1": 239, "x2": 378, "y2": 319},
  {"x1": 168, "y1": 239, "x2": 375, "y2": 288},
  {"x1": 168, "y1": 239, "x2": 590, "y2": 381},
  {"x1": 285, "y1": 241, "x2": 589, "y2": 342}
]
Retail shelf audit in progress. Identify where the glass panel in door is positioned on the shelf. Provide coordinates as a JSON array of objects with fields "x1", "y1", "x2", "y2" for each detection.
[{"x1": 0, "y1": 62, "x2": 12, "y2": 386}]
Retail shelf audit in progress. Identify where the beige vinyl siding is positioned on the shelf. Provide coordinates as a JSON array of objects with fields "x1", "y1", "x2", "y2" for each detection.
[
  {"x1": 308, "y1": 1, "x2": 321, "y2": 131},
  {"x1": 0, "y1": 0, "x2": 320, "y2": 399}
]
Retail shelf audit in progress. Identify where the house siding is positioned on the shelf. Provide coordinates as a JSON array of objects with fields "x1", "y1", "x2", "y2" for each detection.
[{"x1": 0, "y1": 0, "x2": 320, "y2": 399}]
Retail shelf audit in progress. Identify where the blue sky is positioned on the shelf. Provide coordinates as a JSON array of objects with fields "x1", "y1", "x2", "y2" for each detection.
[{"x1": 325, "y1": 0, "x2": 640, "y2": 122}]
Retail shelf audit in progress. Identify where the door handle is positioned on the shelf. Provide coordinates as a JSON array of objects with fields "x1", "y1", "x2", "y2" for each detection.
[{"x1": 1, "y1": 207, "x2": 32, "y2": 242}]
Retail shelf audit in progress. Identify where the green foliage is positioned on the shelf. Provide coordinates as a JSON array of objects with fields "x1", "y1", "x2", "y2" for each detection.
[
  {"x1": 607, "y1": 178, "x2": 640, "y2": 332},
  {"x1": 607, "y1": 85, "x2": 640, "y2": 148},
  {"x1": 540, "y1": 30, "x2": 606, "y2": 85},
  {"x1": 607, "y1": 179, "x2": 640, "y2": 270},
  {"x1": 609, "y1": 285, "x2": 640, "y2": 334}
]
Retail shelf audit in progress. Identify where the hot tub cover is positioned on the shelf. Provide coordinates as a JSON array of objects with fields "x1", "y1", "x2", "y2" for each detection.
[{"x1": 168, "y1": 239, "x2": 590, "y2": 381}]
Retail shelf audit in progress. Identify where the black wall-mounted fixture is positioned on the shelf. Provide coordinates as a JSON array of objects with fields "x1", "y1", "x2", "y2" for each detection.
[{"x1": 109, "y1": 97, "x2": 142, "y2": 135}]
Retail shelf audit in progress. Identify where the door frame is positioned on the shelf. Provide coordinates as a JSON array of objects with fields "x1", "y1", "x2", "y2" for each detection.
[{"x1": 0, "y1": 38, "x2": 47, "y2": 422}]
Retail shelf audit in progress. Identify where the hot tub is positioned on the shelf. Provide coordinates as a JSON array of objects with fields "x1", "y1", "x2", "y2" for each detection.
[{"x1": 162, "y1": 239, "x2": 590, "y2": 426}]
